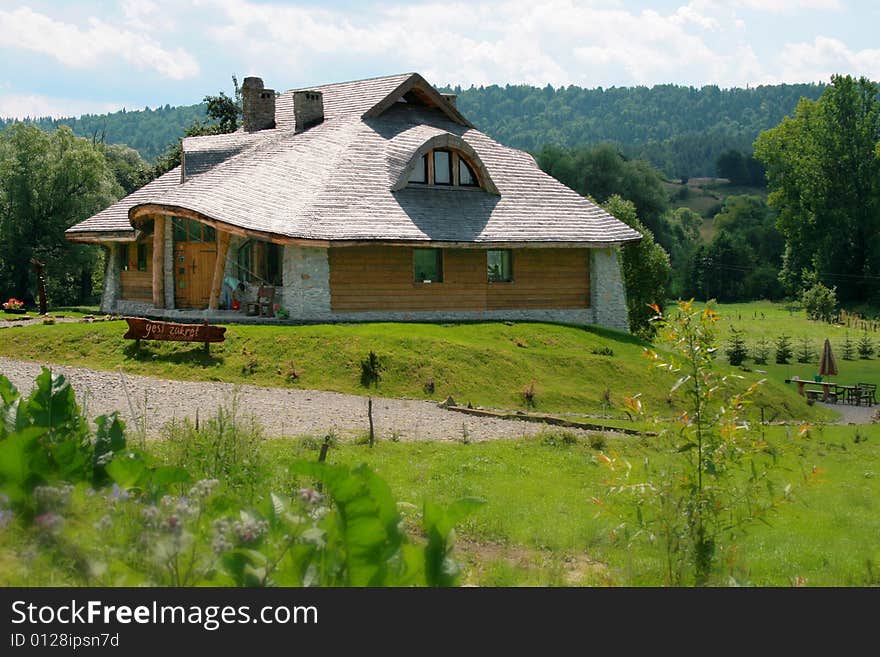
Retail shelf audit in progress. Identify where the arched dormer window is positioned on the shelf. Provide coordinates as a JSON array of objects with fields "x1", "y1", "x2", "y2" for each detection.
[
  {"x1": 393, "y1": 133, "x2": 499, "y2": 194},
  {"x1": 408, "y1": 148, "x2": 480, "y2": 188}
]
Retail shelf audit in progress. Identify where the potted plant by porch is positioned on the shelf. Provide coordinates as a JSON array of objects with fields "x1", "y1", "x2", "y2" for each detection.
[{"x1": 2, "y1": 298, "x2": 25, "y2": 314}]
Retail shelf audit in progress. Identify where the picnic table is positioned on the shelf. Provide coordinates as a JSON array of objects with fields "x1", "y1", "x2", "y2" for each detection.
[{"x1": 784, "y1": 379, "x2": 875, "y2": 405}]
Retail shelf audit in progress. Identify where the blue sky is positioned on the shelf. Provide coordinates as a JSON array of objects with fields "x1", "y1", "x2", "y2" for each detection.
[{"x1": 1, "y1": 0, "x2": 878, "y2": 118}]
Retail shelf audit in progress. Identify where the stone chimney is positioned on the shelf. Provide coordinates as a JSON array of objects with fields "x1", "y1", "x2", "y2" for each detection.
[
  {"x1": 242, "y1": 76, "x2": 276, "y2": 132},
  {"x1": 293, "y1": 90, "x2": 324, "y2": 132},
  {"x1": 441, "y1": 92, "x2": 457, "y2": 107}
]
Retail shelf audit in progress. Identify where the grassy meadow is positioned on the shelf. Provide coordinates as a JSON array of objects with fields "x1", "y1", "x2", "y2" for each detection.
[
  {"x1": 0, "y1": 309, "x2": 837, "y2": 423},
  {"x1": 1, "y1": 300, "x2": 879, "y2": 586}
]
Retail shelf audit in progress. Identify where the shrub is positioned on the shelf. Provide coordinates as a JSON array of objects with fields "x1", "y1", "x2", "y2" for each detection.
[
  {"x1": 775, "y1": 334, "x2": 793, "y2": 364},
  {"x1": 841, "y1": 333, "x2": 856, "y2": 361},
  {"x1": 796, "y1": 336, "x2": 816, "y2": 364},
  {"x1": 522, "y1": 381, "x2": 537, "y2": 408},
  {"x1": 423, "y1": 378, "x2": 435, "y2": 395},
  {"x1": 601, "y1": 301, "x2": 808, "y2": 585},
  {"x1": 752, "y1": 337, "x2": 771, "y2": 365},
  {"x1": 360, "y1": 351, "x2": 383, "y2": 387},
  {"x1": 591, "y1": 346, "x2": 615, "y2": 357},
  {"x1": 802, "y1": 281, "x2": 838, "y2": 323},
  {"x1": 858, "y1": 332, "x2": 875, "y2": 360},
  {"x1": 725, "y1": 327, "x2": 748, "y2": 366}
]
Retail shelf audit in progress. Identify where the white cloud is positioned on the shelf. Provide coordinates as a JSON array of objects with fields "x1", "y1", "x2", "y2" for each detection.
[
  {"x1": 773, "y1": 36, "x2": 880, "y2": 83},
  {"x1": 0, "y1": 92, "x2": 123, "y2": 119},
  {"x1": 194, "y1": 0, "x2": 775, "y2": 88},
  {"x1": 736, "y1": 0, "x2": 842, "y2": 12},
  {"x1": 0, "y1": 6, "x2": 199, "y2": 79}
]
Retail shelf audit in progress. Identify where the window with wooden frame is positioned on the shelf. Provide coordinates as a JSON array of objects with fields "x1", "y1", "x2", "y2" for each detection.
[
  {"x1": 413, "y1": 248, "x2": 443, "y2": 283},
  {"x1": 407, "y1": 148, "x2": 481, "y2": 189},
  {"x1": 173, "y1": 217, "x2": 216, "y2": 243},
  {"x1": 487, "y1": 250, "x2": 512, "y2": 283},
  {"x1": 236, "y1": 240, "x2": 283, "y2": 285},
  {"x1": 119, "y1": 243, "x2": 150, "y2": 272}
]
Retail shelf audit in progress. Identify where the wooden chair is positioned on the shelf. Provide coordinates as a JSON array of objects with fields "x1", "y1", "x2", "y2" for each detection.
[
  {"x1": 828, "y1": 385, "x2": 847, "y2": 404},
  {"x1": 246, "y1": 286, "x2": 275, "y2": 318},
  {"x1": 857, "y1": 383, "x2": 876, "y2": 406}
]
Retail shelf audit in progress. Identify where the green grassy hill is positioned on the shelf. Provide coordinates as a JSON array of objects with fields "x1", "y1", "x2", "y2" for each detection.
[{"x1": 0, "y1": 317, "x2": 830, "y2": 422}]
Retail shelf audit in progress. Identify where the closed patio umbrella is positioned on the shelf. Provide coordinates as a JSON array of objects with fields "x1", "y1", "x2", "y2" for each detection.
[{"x1": 819, "y1": 338, "x2": 838, "y2": 377}]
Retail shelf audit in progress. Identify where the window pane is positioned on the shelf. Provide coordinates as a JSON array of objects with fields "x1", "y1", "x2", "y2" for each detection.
[
  {"x1": 414, "y1": 249, "x2": 443, "y2": 283},
  {"x1": 119, "y1": 244, "x2": 130, "y2": 271},
  {"x1": 488, "y1": 250, "x2": 512, "y2": 282},
  {"x1": 267, "y1": 243, "x2": 283, "y2": 286},
  {"x1": 188, "y1": 219, "x2": 202, "y2": 242},
  {"x1": 137, "y1": 244, "x2": 148, "y2": 272},
  {"x1": 203, "y1": 224, "x2": 216, "y2": 243},
  {"x1": 237, "y1": 242, "x2": 253, "y2": 282},
  {"x1": 433, "y1": 150, "x2": 451, "y2": 185},
  {"x1": 459, "y1": 159, "x2": 477, "y2": 186},
  {"x1": 173, "y1": 217, "x2": 186, "y2": 242},
  {"x1": 409, "y1": 154, "x2": 427, "y2": 184}
]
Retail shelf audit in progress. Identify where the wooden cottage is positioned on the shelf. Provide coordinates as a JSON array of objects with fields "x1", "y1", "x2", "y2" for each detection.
[{"x1": 66, "y1": 73, "x2": 641, "y2": 330}]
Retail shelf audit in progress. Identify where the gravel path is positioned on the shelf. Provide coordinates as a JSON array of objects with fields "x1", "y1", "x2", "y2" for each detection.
[{"x1": 0, "y1": 357, "x2": 588, "y2": 442}]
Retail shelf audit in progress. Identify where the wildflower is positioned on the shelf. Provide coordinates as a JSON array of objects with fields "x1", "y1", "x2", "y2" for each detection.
[
  {"x1": 107, "y1": 483, "x2": 129, "y2": 502},
  {"x1": 298, "y1": 488, "x2": 323, "y2": 505},
  {"x1": 34, "y1": 512, "x2": 64, "y2": 533},
  {"x1": 231, "y1": 513, "x2": 268, "y2": 545},
  {"x1": 189, "y1": 479, "x2": 220, "y2": 499},
  {"x1": 33, "y1": 484, "x2": 73, "y2": 511},
  {"x1": 93, "y1": 515, "x2": 113, "y2": 532}
]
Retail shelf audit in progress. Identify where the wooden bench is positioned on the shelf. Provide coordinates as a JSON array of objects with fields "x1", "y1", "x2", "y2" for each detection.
[{"x1": 123, "y1": 317, "x2": 226, "y2": 353}]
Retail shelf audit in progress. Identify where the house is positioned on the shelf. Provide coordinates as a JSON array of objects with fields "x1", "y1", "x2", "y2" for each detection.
[{"x1": 66, "y1": 73, "x2": 641, "y2": 331}]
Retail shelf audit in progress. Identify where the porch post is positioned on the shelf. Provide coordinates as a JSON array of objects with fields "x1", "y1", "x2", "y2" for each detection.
[
  {"x1": 208, "y1": 230, "x2": 231, "y2": 311},
  {"x1": 152, "y1": 216, "x2": 165, "y2": 308}
]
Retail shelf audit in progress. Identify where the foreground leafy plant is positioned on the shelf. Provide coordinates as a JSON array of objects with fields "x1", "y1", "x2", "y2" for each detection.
[
  {"x1": 0, "y1": 370, "x2": 483, "y2": 587},
  {"x1": 598, "y1": 301, "x2": 815, "y2": 585}
]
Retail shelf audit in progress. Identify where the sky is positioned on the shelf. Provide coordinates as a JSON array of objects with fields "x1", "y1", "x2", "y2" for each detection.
[{"x1": 0, "y1": 0, "x2": 878, "y2": 118}]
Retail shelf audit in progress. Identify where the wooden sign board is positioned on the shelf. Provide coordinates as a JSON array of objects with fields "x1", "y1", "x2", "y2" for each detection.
[{"x1": 123, "y1": 317, "x2": 226, "y2": 343}]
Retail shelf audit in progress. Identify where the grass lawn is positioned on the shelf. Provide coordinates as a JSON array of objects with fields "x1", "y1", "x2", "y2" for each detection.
[
  {"x1": 273, "y1": 423, "x2": 880, "y2": 586},
  {"x1": 0, "y1": 316, "x2": 830, "y2": 422},
  {"x1": 703, "y1": 300, "x2": 880, "y2": 403}
]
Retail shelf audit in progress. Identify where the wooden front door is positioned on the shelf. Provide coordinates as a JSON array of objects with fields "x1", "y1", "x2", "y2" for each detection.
[{"x1": 173, "y1": 217, "x2": 219, "y2": 309}]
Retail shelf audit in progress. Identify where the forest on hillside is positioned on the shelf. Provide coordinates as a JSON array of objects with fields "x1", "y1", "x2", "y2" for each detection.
[{"x1": 1, "y1": 81, "x2": 824, "y2": 178}]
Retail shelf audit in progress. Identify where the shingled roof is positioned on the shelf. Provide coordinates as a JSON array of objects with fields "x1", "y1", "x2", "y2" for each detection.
[{"x1": 67, "y1": 72, "x2": 641, "y2": 247}]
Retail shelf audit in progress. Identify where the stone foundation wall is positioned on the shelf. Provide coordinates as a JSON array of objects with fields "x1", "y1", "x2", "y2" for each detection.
[
  {"x1": 280, "y1": 246, "x2": 331, "y2": 316},
  {"x1": 100, "y1": 243, "x2": 121, "y2": 313},
  {"x1": 589, "y1": 248, "x2": 629, "y2": 332}
]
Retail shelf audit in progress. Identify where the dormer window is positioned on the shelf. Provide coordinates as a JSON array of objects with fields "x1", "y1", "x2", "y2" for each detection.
[{"x1": 408, "y1": 148, "x2": 482, "y2": 189}]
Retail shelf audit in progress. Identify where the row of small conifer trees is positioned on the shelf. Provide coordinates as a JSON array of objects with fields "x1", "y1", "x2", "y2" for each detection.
[{"x1": 725, "y1": 328, "x2": 875, "y2": 366}]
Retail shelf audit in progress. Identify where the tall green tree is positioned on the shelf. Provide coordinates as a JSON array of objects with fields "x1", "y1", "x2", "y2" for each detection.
[
  {"x1": 754, "y1": 75, "x2": 880, "y2": 303},
  {"x1": 602, "y1": 195, "x2": 670, "y2": 337},
  {"x1": 0, "y1": 124, "x2": 121, "y2": 306}
]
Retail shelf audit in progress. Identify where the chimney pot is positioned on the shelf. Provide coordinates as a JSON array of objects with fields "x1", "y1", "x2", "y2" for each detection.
[
  {"x1": 242, "y1": 76, "x2": 276, "y2": 132},
  {"x1": 293, "y1": 90, "x2": 324, "y2": 132}
]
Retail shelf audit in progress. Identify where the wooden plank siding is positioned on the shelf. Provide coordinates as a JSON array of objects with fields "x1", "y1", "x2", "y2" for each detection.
[
  {"x1": 120, "y1": 240, "x2": 153, "y2": 303},
  {"x1": 329, "y1": 246, "x2": 590, "y2": 312},
  {"x1": 120, "y1": 270, "x2": 152, "y2": 302}
]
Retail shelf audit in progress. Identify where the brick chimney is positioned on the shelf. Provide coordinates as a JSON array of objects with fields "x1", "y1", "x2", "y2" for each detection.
[
  {"x1": 441, "y1": 92, "x2": 457, "y2": 107},
  {"x1": 242, "y1": 76, "x2": 276, "y2": 132},
  {"x1": 293, "y1": 90, "x2": 324, "y2": 132}
]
